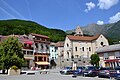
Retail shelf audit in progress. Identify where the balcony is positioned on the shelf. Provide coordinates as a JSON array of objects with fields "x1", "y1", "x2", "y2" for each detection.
[
  {"x1": 34, "y1": 39, "x2": 50, "y2": 44},
  {"x1": 24, "y1": 55, "x2": 34, "y2": 60},
  {"x1": 23, "y1": 46, "x2": 34, "y2": 50}
]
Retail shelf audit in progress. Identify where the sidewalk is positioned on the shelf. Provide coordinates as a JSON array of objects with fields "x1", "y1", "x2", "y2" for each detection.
[{"x1": 49, "y1": 68, "x2": 62, "y2": 73}]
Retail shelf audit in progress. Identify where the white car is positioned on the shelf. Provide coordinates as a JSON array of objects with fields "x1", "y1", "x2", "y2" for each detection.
[{"x1": 60, "y1": 67, "x2": 72, "y2": 75}]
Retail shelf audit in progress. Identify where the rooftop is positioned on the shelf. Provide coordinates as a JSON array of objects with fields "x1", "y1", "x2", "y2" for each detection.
[
  {"x1": 96, "y1": 44, "x2": 120, "y2": 53},
  {"x1": 30, "y1": 33, "x2": 49, "y2": 39},
  {"x1": 67, "y1": 34, "x2": 100, "y2": 41},
  {"x1": 55, "y1": 41, "x2": 64, "y2": 47}
]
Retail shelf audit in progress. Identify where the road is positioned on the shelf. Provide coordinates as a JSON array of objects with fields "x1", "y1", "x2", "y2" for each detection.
[{"x1": 0, "y1": 69, "x2": 110, "y2": 80}]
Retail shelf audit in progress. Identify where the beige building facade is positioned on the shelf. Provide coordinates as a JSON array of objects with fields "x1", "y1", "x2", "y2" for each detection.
[
  {"x1": 63, "y1": 26, "x2": 109, "y2": 66},
  {"x1": 96, "y1": 44, "x2": 120, "y2": 68},
  {"x1": 64, "y1": 32, "x2": 108, "y2": 59}
]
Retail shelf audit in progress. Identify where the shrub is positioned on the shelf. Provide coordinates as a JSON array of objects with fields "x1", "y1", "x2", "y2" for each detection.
[{"x1": 11, "y1": 65, "x2": 18, "y2": 70}]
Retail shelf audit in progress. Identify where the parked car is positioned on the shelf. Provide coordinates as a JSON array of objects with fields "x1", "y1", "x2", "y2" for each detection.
[
  {"x1": 110, "y1": 66, "x2": 120, "y2": 80},
  {"x1": 60, "y1": 66, "x2": 72, "y2": 75},
  {"x1": 98, "y1": 67, "x2": 112, "y2": 78},
  {"x1": 82, "y1": 66, "x2": 99, "y2": 77},
  {"x1": 73, "y1": 66, "x2": 85, "y2": 76}
]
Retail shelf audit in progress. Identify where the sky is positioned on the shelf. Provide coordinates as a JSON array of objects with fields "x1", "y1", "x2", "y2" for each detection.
[{"x1": 0, "y1": 0, "x2": 120, "y2": 31}]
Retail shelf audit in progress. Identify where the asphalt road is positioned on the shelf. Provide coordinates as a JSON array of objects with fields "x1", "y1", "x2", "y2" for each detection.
[{"x1": 0, "y1": 69, "x2": 110, "y2": 80}]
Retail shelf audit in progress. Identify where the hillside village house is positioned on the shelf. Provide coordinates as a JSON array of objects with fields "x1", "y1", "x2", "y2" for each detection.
[
  {"x1": 63, "y1": 26, "x2": 109, "y2": 66},
  {"x1": 19, "y1": 35, "x2": 34, "y2": 69},
  {"x1": 96, "y1": 44, "x2": 120, "y2": 68},
  {"x1": 28, "y1": 33, "x2": 50, "y2": 69},
  {"x1": 55, "y1": 41, "x2": 64, "y2": 68},
  {"x1": 49, "y1": 42, "x2": 58, "y2": 60}
]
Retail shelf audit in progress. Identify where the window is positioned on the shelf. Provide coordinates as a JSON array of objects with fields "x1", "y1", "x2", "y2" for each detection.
[
  {"x1": 41, "y1": 44, "x2": 43, "y2": 49},
  {"x1": 55, "y1": 49, "x2": 56, "y2": 52},
  {"x1": 82, "y1": 47, "x2": 84, "y2": 51},
  {"x1": 38, "y1": 57, "x2": 43, "y2": 61},
  {"x1": 35, "y1": 57, "x2": 37, "y2": 61},
  {"x1": 101, "y1": 42, "x2": 104, "y2": 46},
  {"x1": 89, "y1": 47, "x2": 91, "y2": 51},
  {"x1": 35, "y1": 43, "x2": 38, "y2": 48},
  {"x1": 23, "y1": 51, "x2": 26, "y2": 54},
  {"x1": 75, "y1": 47, "x2": 77, "y2": 51},
  {"x1": 67, "y1": 52, "x2": 69, "y2": 58},
  {"x1": 44, "y1": 57, "x2": 46, "y2": 61},
  {"x1": 27, "y1": 51, "x2": 33, "y2": 55},
  {"x1": 67, "y1": 59, "x2": 69, "y2": 61},
  {"x1": 75, "y1": 55, "x2": 79, "y2": 58},
  {"x1": 52, "y1": 50, "x2": 53, "y2": 52},
  {"x1": 67, "y1": 43, "x2": 69, "y2": 47},
  {"x1": 104, "y1": 53, "x2": 109, "y2": 60},
  {"x1": 24, "y1": 44, "x2": 27, "y2": 47},
  {"x1": 115, "y1": 52, "x2": 120, "y2": 59},
  {"x1": 46, "y1": 45, "x2": 49, "y2": 49}
]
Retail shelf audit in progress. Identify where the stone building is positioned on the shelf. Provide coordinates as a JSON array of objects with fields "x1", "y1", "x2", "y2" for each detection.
[{"x1": 63, "y1": 26, "x2": 109, "y2": 66}]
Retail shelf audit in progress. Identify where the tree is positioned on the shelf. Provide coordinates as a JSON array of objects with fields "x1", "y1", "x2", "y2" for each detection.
[
  {"x1": 90, "y1": 54, "x2": 100, "y2": 67},
  {"x1": 0, "y1": 37, "x2": 25, "y2": 72}
]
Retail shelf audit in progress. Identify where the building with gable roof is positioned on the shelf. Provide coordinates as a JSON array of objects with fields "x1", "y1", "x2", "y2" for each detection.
[{"x1": 63, "y1": 26, "x2": 109, "y2": 66}]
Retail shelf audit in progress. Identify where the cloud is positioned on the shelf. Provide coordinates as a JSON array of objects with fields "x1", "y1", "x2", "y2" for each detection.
[
  {"x1": 98, "y1": 0, "x2": 119, "y2": 10},
  {"x1": 97, "y1": 20, "x2": 104, "y2": 25},
  {"x1": 84, "y1": 2, "x2": 95, "y2": 12},
  {"x1": 109, "y1": 12, "x2": 120, "y2": 23}
]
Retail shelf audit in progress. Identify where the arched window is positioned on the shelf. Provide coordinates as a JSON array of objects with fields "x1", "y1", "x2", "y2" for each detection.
[
  {"x1": 67, "y1": 52, "x2": 69, "y2": 58},
  {"x1": 67, "y1": 43, "x2": 69, "y2": 47},
  {"x1": 82, "y1": 47, "x2": 84, "y2": 51},
  {"x1": 101, "y1": 42, "x2": 104, "y2": 46}
]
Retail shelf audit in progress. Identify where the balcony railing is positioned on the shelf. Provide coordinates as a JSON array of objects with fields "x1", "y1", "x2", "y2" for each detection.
[
  {"x1": 34, "y1": 39, "x2": 50, "y2": 44},
  {"x1": 23, "y1": 47, "x2": 34, "y2": 50},
  {"x1": 24, "y1": 55, "x2": 34, "y2": 60}
]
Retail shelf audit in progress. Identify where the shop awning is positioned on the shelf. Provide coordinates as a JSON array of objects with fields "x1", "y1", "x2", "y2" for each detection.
[
  {"x1": 24, "y1": 41, "x2": 33, "y2": 45},
  {"x1": 104, "y1": 59, "x2": 119, "y2": 62},
  {"x1": 35, "y1": 62, "x2": 50, "y2": 65}
]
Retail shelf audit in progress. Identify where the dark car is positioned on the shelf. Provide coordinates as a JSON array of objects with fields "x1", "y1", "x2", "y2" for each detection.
[
  {"x1": 110, "y1": 66, "x2": 120, "y2": 80},
  {"x1": 98, "y1": 67, "x2": 111, "y2": 78},
  {"x1": 60, "y1": 66, "x2": 72, "y2": 75},
  {"x1": 73, "y1": 66, "x2": 85, "y2": 76},
  {"x1": 82, "y1": 66, "x2": 99, "y2": 77}
]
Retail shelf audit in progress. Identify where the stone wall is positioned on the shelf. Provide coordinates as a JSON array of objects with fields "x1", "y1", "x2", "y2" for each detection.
[{"x1": 8, "y1": 69, "x2": 20, "y2": 75}]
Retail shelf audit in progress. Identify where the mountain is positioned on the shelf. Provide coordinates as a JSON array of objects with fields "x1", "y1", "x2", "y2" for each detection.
[
  {"x1": 0, "y1": 19, "x2": 66, "y2": 42},
  {"x1": 66, "y1": 20, "x2": 120, "y2": 44}
]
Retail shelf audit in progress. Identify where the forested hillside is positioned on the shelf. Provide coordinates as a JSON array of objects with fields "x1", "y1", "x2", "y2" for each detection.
[{"x1": 0, "y1": 19, "x2": 66, "y2": 42}]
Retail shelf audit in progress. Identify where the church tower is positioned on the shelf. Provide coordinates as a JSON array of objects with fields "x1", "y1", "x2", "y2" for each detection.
[{"x1": 74, "y1": 25, "x2": 83, "y2": 36}]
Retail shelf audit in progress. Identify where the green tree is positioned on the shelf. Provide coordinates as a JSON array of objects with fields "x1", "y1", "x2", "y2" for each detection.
[
  {"x1": 90, "y1": 54, "x2": 100, "y2": 67},
  {"x1": 0, "y1": 37, "x2": 24, "y2": 72}
]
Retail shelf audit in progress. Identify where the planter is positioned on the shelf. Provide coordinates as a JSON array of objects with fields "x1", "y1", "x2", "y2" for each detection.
[{"x1": 8, "y1": 69, "x2": 20, "y2": 75}]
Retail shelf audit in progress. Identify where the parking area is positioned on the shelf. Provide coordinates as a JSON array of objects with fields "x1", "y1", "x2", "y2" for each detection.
[{"x1": 0, "y1": 69, "x2": 110, "y2": 80}]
